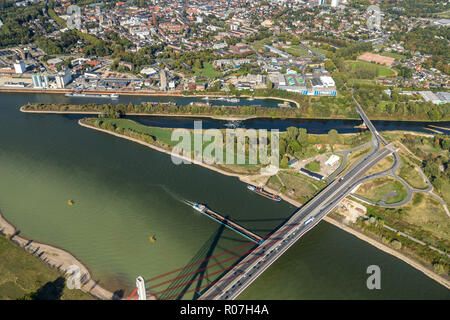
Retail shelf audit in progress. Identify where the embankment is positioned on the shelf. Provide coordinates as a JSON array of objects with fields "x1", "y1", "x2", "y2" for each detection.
[
  {"x1": 78, "y1": 119, "x2": 450, "y2": 290},
  {"x1": 0, "y1": 210, "x2": 115, "y2": 300}
]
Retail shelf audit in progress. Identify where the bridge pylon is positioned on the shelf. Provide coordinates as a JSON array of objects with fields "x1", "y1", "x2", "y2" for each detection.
[{"x1": 136, "y1": 276, "x2": 147, "y2": 300}]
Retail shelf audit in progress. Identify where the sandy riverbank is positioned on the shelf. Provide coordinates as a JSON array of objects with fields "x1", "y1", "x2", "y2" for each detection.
[
  {"x1": 323, "y1": 217, "x2": 450, "y2": 290},
  {"x1": 79, "y1": 120, "x2": 450, "y2": 290},
  {"x1": 265, "y1": 183, "x2": 450, "y2": 289},
  {"x1": 0, "y1": 210, "x2": 115, "y2": 300}
]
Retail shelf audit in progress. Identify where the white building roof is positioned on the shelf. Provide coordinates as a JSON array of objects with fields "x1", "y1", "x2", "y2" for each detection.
[
  {"x1": 319, "y1": 76, "x2": 335, "y2": 87},
  {"x1": 325, "y1": 154, "x2": 340, "y2": 166},
  {"x1": 140, "y1": 67, "x2": 158, "y2": 75}
]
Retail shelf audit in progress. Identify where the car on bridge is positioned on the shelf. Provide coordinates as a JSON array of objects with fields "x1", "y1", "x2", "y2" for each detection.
[{"x1": 304, "y1": 217, "x2": 315, "y2": 226}]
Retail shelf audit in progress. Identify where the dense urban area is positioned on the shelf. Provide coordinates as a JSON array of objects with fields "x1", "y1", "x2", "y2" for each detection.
[{"x1": 0, "y1": 0, "x2": 448, "y2": 119}]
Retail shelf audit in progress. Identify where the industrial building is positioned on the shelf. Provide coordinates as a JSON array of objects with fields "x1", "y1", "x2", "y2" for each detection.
[{"x1": 55, "y1": 68, "x2": 72, "y2": 89}]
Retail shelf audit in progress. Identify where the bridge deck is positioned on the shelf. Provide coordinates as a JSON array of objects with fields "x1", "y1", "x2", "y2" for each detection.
[{"x1": 199, "y1": 145, "x2": 395, "y2": 300}]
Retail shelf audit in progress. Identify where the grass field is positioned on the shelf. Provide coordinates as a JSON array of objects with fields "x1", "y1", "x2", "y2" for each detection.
[
  {"x1": 88, "y1": 118, "x2": 268, "y2": 174},
  {"x1": 435, "y1": 10, "x2": 450, "y2": 18},
  {"x1": 305, "y1": 160, "x2": 321, "y2": 172},
  {"x1": 403, "y1": 193, "x2": 450, "y2": 249},
  {"x1": 193, "y1": 62, "x2": 222, "y2": 79},
  {"x1": 365, "y1": 155, "x2": 394, "y2": 175},
  {"x1": 101, "y1": 118, "x2": 177, "y2": 146},
  {"x1": 347, "y1": 60, "x2": 396, "y2": 78},
  {"x1": 356, "y1": 177, "x2": 408, "y2": 204},
  {"x1": 267, "y1": 171, "x2": 321, "y2": 204},
  {"x1": 379, "y1": 52, "x2": 407, "y2": 61},
  {"x1": 284, "y1": 44, "x2": 329, "y2": 58},
  {"x1": 398, "y1": 156, "x2": 429, "y2": 190},
  {"x1": 284, "y1": 45, "x2": 313, "y2": 57},
  {"x1": 0, "y1": 236, "x2": 93, "y2": 300},
  {"x1": 309, "y1": 45, "x2": 331, "y2": 56},
  {"x1": 251, "y1": 38, "x2": 274, "y2": 51},
  {"x1": 439, "y1": 179, "x2": 450, "y2": 210}
]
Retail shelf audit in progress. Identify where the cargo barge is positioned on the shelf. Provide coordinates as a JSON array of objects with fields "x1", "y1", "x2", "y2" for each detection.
[
  {"x1": 65, "y1": 92, "x2": 119, "y2": 99},
  {"x1": 192, "y1": 203, "x2": 264, "y2": 244},
  {"x1": 247, "y1": 185, "x2": 281, "y2": 202}
]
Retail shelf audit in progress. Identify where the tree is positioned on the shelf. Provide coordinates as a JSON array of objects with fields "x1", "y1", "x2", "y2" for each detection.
[
  {"x1": 297, "y1": 128, "x2": 308, "y2": 147},
  {"x1": 327, "y1": 129, "x2": 339, "y2": 146},
  {"x1": 390, "y1": 240, "x2": 402, "y2": 250},
  {"x1": 288, "y1": 140, "x2": 302, "y2": 154},
  {"x1": 433, "y1": 263, "x2": 445, "y2": 275},
  {"x1": 324, "y1": 59, "x2": 336, "y2": 72},
  {"x1": 280, "y1": 156, "x2": 289, "y2": 168},
  {"x1": 286, "y1": 127, "x2": 298, "y2": 141}
]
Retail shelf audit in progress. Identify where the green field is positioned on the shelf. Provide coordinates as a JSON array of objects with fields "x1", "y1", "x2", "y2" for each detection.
[
  {"x1": 347, "y1": 60, "x2": 396, "y2": 78},
  {"x1": 250, "y1": 38, "x2": 274, "y2": 51},
  {"x1": 435, "y1": 10, "x2": 450, "y2": 18},
  {"x1": 284, "y1": 45, "x2": 313, "y2": 57},
  {"x1": 356, "y1": 177, "x2": 408, "y2": 204},
  {"x1": 379, "y1": 52, "x2": 407, "y2": 61},
  {"x1": 193, "y1": 62, "x2": 223, "y2": 79},
  {"x1": 398, "y1": 156, "x2": 429, "y2": 190},
  {"x1": 404, "y1": 193, "x2": 450, "y2": 246},
  {"x1": 0, "y1": 235, "x2": 93, "y2": 300},
  {"x1": 267, "y1": 171, "x2": 321, "y2": 204},
  {"x1": 309, "y1": 45, "x2": 331, "y2": 56},
  {"x1": 84, "y1": 118, "x2": 267, "y2": 173},
  {"x1": 100, "y1": 118, "x2": 177, "y2": 146},
  {"x1": 305, "y1": 160, "x2": 321, "y2": 172}
]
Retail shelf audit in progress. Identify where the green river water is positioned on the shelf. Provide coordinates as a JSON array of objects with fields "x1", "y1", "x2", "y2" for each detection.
[{"x1": 0, "y1": 93, "x2": 448, "y2": 299}]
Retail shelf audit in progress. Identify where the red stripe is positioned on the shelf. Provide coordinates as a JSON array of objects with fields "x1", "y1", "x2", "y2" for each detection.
[
  {"x1": 147, "y1": 223, "x2": 297, "y2": 284},
  {"x1": 146, "y1": 241, "x2": 253, "y2": 282},
  {"x1": 153, "y1": 250, "x2": 264, "y2": 296},
  {"x1": 126, "y1": 287, "x2": 138, "y2": 300},
  {"x1": 149, "y1": 224, "x2": 299, "y2": 297},
  {"x1": 148, "y1": 235, "x2": 281, "y2": 291}
]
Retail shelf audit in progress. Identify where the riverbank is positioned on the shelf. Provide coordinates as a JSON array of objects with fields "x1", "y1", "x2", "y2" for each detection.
[
  {"x1": 78, "y1": 119, "x2": 450, "y2": 291},
  {"x1": 323, "y1": 217, "x2": 450, "y2": 290},
  {"x1": 21, "y1": 105, "x2": 450, "y2": 125},
  {"x1": 0, "y1": 210, "x2": 115, "y2": 300},
  {"x1": 78, "y1": 120, "x2": 250, "y2": 179},
  {"x1": 19, "y1": 106, "x2": 257, "y2": 121},
  {"x1": 263, "y1": 181, "x2": 450, "y2": 289},
  {"x1": 183, "y1": 93, "x2": 300, "y2": 109},
  {"x1": 0, "y1": 88, "x2": 297, "y2": 107},
  {"x1": 12, "y1": 91, "x2": 450, "y2": 122}
]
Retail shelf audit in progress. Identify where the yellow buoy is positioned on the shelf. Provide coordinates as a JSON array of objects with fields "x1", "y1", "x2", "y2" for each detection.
[
  {"x1": 67, "y1": 200, "x2": 74, "y2": 206},
  {"x1": 149, "y1": 235, "x2": 156, "y2": 243}
]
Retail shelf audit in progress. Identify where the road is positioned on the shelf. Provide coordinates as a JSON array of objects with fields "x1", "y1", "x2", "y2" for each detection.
[
  {"x1": 198, "y1": 89, "x2": 400, "y2": 300},
  {"x1": 199, "y1": 143, "x2": 395, "y2": 300},
  {"x1": 327, "y1": 141, "x2": 372, "y2": 182}
]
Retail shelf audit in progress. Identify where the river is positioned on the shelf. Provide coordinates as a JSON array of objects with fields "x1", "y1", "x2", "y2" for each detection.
[{"x1": 0, "y1": 92, "x2": 448, "y2": 299}]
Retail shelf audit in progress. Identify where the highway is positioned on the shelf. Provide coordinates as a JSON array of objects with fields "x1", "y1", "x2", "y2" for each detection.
[
  {"x1": 199, "y1": 143, "x2": 395, "y2": 300},
  {"x1": 198, "y1": 94, "x2": 394, "y2": 300}
]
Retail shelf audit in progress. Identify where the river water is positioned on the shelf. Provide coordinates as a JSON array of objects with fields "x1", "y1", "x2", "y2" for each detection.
[{"x1": 0, "y1": 92, "x2": 448, "y2": 299}]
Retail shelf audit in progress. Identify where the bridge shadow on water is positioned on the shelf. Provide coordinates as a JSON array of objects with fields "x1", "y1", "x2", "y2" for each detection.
[
  {"x1": 152, "y1": 208, "x2": 301, "y2": 300},
  {"x1": 233, "y1": 214, "x2": 294, "y2": 238},
  {"x1": 153, "y1": 220, "x2": 257, "y2": 300}
]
